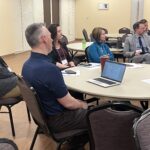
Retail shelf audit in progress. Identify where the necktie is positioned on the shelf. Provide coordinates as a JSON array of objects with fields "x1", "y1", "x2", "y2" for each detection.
[{"x1": 138, "y1": 37, "x2": 145, "y2": 54}]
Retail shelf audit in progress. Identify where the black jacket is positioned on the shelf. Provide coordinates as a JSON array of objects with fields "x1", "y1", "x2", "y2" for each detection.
[
  {"x1": 48, "y1": 43, "x2": 72, "y2": 64},
  {"x1": 0, "y1": 57, "x2": 17, "y2": 97}
]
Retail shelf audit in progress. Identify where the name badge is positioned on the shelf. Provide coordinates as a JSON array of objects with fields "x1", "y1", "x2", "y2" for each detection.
[{"x1": 61, "y1": 59, "x2": 68, "y2": 65}]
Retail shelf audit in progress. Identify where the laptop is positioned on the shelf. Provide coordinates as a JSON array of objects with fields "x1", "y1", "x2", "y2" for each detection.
[{"x1": 88, "y1": 61, "x2": 126, "y2": 87}]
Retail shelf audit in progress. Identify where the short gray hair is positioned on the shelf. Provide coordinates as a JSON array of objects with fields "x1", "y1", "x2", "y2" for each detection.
[{"x1": 25, "y1": 23, "x2": 45, "y2": 47}]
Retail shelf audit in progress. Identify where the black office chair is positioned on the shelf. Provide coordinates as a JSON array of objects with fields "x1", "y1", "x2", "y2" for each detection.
[
  {"x1": 0, "y1": 138, "x2": 18, "y2": 150},
  {"x1": 140, "y1": 101, "x2": 149, "y2": 110},
  {"x1": 90, "y1": 33, "x2": 95, "y2": 42},
  {"x1": 85, "y1": 46, "x2": 89, "y2": 63},
  {"x1": 60, "y1": 35, "x2": 68, "y2": 45},
  {"x1": 119, "y1": 27, "x2": 131, "y2": 34},
  {"x1": 113, "y1": 34, "x2": 129, "y2": 62},
  {"x1": 17, "y1": 77, "x2": 87, "y2": 150},
  {"x1": 147, "y1": 30, "x2": 150, "y2": 36},
  {"x1": 87, "y1": 102, "x2": 143, "y2": 150},
  {"x1": 82, "y1": 29, "x2": 90, "y2": 42}
]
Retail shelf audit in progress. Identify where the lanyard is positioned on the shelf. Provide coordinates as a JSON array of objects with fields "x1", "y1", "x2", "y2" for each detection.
[{"x1": 56, "y1": 47, "x2": 67, "y2": 61}]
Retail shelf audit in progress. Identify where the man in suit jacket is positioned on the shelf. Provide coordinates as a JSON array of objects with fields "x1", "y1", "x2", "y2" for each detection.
[{"x1": 123, "y1": 21, "x2": 150, "y2": 63}]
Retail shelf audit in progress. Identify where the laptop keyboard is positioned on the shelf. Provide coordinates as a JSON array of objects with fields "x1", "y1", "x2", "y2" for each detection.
[{"x1": 94, "y1": 78, "x2": 116, "y2": 85}]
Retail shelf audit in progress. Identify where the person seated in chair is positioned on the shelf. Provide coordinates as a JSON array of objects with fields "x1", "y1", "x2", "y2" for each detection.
[
  {"x1": 123, "y1": 21, "x2": 150, "y2": 63},
  {"x1": 87, "y1": 27, "x2": 114, "y2": 63},
  {"x1": 0, "y1": 57, "x2": 20, "y2": 99},
  {"x1": 22, "y1": 23, "x2": 88, "y2": 149},
  {"x1": 47, "y1": 24, "x2": 75, "y2": 70},
  {"x1": 48, "y1": 24, "x2": 83, "y2": 100}
]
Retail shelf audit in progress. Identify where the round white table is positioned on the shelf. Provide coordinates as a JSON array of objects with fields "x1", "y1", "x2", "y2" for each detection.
[
  {"x1": 67, "y1": 42, "x2": 123, "y2": 57},
  {"x1": 67, "y1": 42, "x2": 93, "y2": 52},
  {"x1": 106, "y1": 33, "x2": 124, "y2": 38},
  {"x1": 63, "y1": 64, "x2": 150, "y2": 101}
]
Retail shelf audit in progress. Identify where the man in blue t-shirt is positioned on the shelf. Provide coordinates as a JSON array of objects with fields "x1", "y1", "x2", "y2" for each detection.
[{"x1": 22, "y1": 23, "x2": 88, "y2": 148}]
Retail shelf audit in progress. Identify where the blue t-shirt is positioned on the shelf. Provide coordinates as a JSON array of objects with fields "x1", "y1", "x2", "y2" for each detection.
[{"x1": 22, "y1": 52, "x2": 68, "y2": 116}]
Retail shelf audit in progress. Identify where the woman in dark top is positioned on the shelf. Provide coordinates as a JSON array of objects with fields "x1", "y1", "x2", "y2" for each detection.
[
  {"x1": 48, "y1": 24, "x2": 83, "y2": 100},
  {"x1": 48, "y1": 24, "x2": 75, "y2": 70}
]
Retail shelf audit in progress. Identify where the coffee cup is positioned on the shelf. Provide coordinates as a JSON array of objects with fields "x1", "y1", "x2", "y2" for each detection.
[{"x1": 100, "y1": 56, "x2": 109, "y2": 72}]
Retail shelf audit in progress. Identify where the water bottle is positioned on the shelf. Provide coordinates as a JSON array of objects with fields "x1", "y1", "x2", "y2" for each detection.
[{"x1": 82, "y1": 38, "x2": 86, "y2": 49}]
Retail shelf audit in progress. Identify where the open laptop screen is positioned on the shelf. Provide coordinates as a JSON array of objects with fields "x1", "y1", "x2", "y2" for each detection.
[{"x1": 101, "y1": 61, "x2": 126, "y2": 82}]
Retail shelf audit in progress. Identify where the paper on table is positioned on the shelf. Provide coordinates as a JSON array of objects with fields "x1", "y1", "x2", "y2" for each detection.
[
  {"x1": 89, "y1": 63, "x2": 100, "y2": 67},
  {"x1": 125, "y1": 63, "x2": 143, "y2": 69},
  {"x1": 62, "y1": 70, "x2": 80, "y2": 76},
  {"x1": 142, "y1": 79, "x2": 150, "y2": 84},
  {"x1": 87, "y1": 63, "x2": 100, "y2": 70}
]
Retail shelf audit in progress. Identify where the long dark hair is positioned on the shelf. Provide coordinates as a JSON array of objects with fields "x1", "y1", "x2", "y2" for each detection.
[
  {"x1": 48, "y1": 24, "x2": 59, "y2": 40},
  {"x1": 48, "y1": 24, "x2": 60, "y2": 49}
]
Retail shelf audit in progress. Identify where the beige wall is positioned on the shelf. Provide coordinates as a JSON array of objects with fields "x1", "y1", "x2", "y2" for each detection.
[
  {"x1": 75, "y1": 0, "x2": 131, "y2": 39},
  {"x1": 0, "y1": 0, "x2": 43, "y2": 56},
  {"x1": 144, "y1": 0, "x2": 150, "y2": 24},
  {"x1": 0, "y1": 0, "x2": 22, "y2": 56},
  {"x1": 1, "y1": 0, "x2": 150, "y2": 56}
]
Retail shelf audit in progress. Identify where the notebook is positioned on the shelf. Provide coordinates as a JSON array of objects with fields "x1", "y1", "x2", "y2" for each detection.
[{"x1": 88, "y1": 61, "x2": 126, "y2": 87}]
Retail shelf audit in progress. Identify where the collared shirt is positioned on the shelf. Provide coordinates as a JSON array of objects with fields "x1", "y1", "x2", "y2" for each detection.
[
  {"x1": 135, "y1": 34, "x2": 147, "y2": 49},
  {"x1": 22, "y1": 52, "x2": 68, "y2": 116}
]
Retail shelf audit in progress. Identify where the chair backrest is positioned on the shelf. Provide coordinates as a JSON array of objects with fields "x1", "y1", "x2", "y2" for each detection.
[
  {"x1": 133, "y1": 108, "x2": 150, "y2": 150},
  {"x1": 0, "y1": 56, "x2": 8, "y2": 68},
  {"x1": 60, "y1": 35, "x2": 68, "y2": 45},
  {"x1": 82, "y1": 29, "x2": 90, "y2": 42},
  {"x1": 90, "y1": 33, "x2": 95, "y2": 42},
  {"x1": 85, "y1": 46, "x2": 89, "y2": 63},
  {"x1": 17, "y1": 77, "x2": 50, "y2": 135},
  {"x1": 116, "y1": 34, "x2": 129, "y2": 48},
  {"x1": 0, "y1": 138, "x2": 18, "y2": 150},
  {"x1": 121, "y1": 34, "x2": 129, "y2": 43},
  {"x1": 119, "y1": 27, "x2": 131, "y2": 34},
  {"x1": 87, "y1": 102, "x2": 143, "y2": 150},
  {"x1": 147, "y1": 30, "x2": 150, "y2": 36},
  {"x1": 18, "y1": 76, "x2": 88, "y2": 149}
]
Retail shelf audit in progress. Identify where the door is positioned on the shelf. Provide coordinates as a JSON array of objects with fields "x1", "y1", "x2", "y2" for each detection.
[{"x1": 43, "y1": 0, "x2": 59, "y2": 27}]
